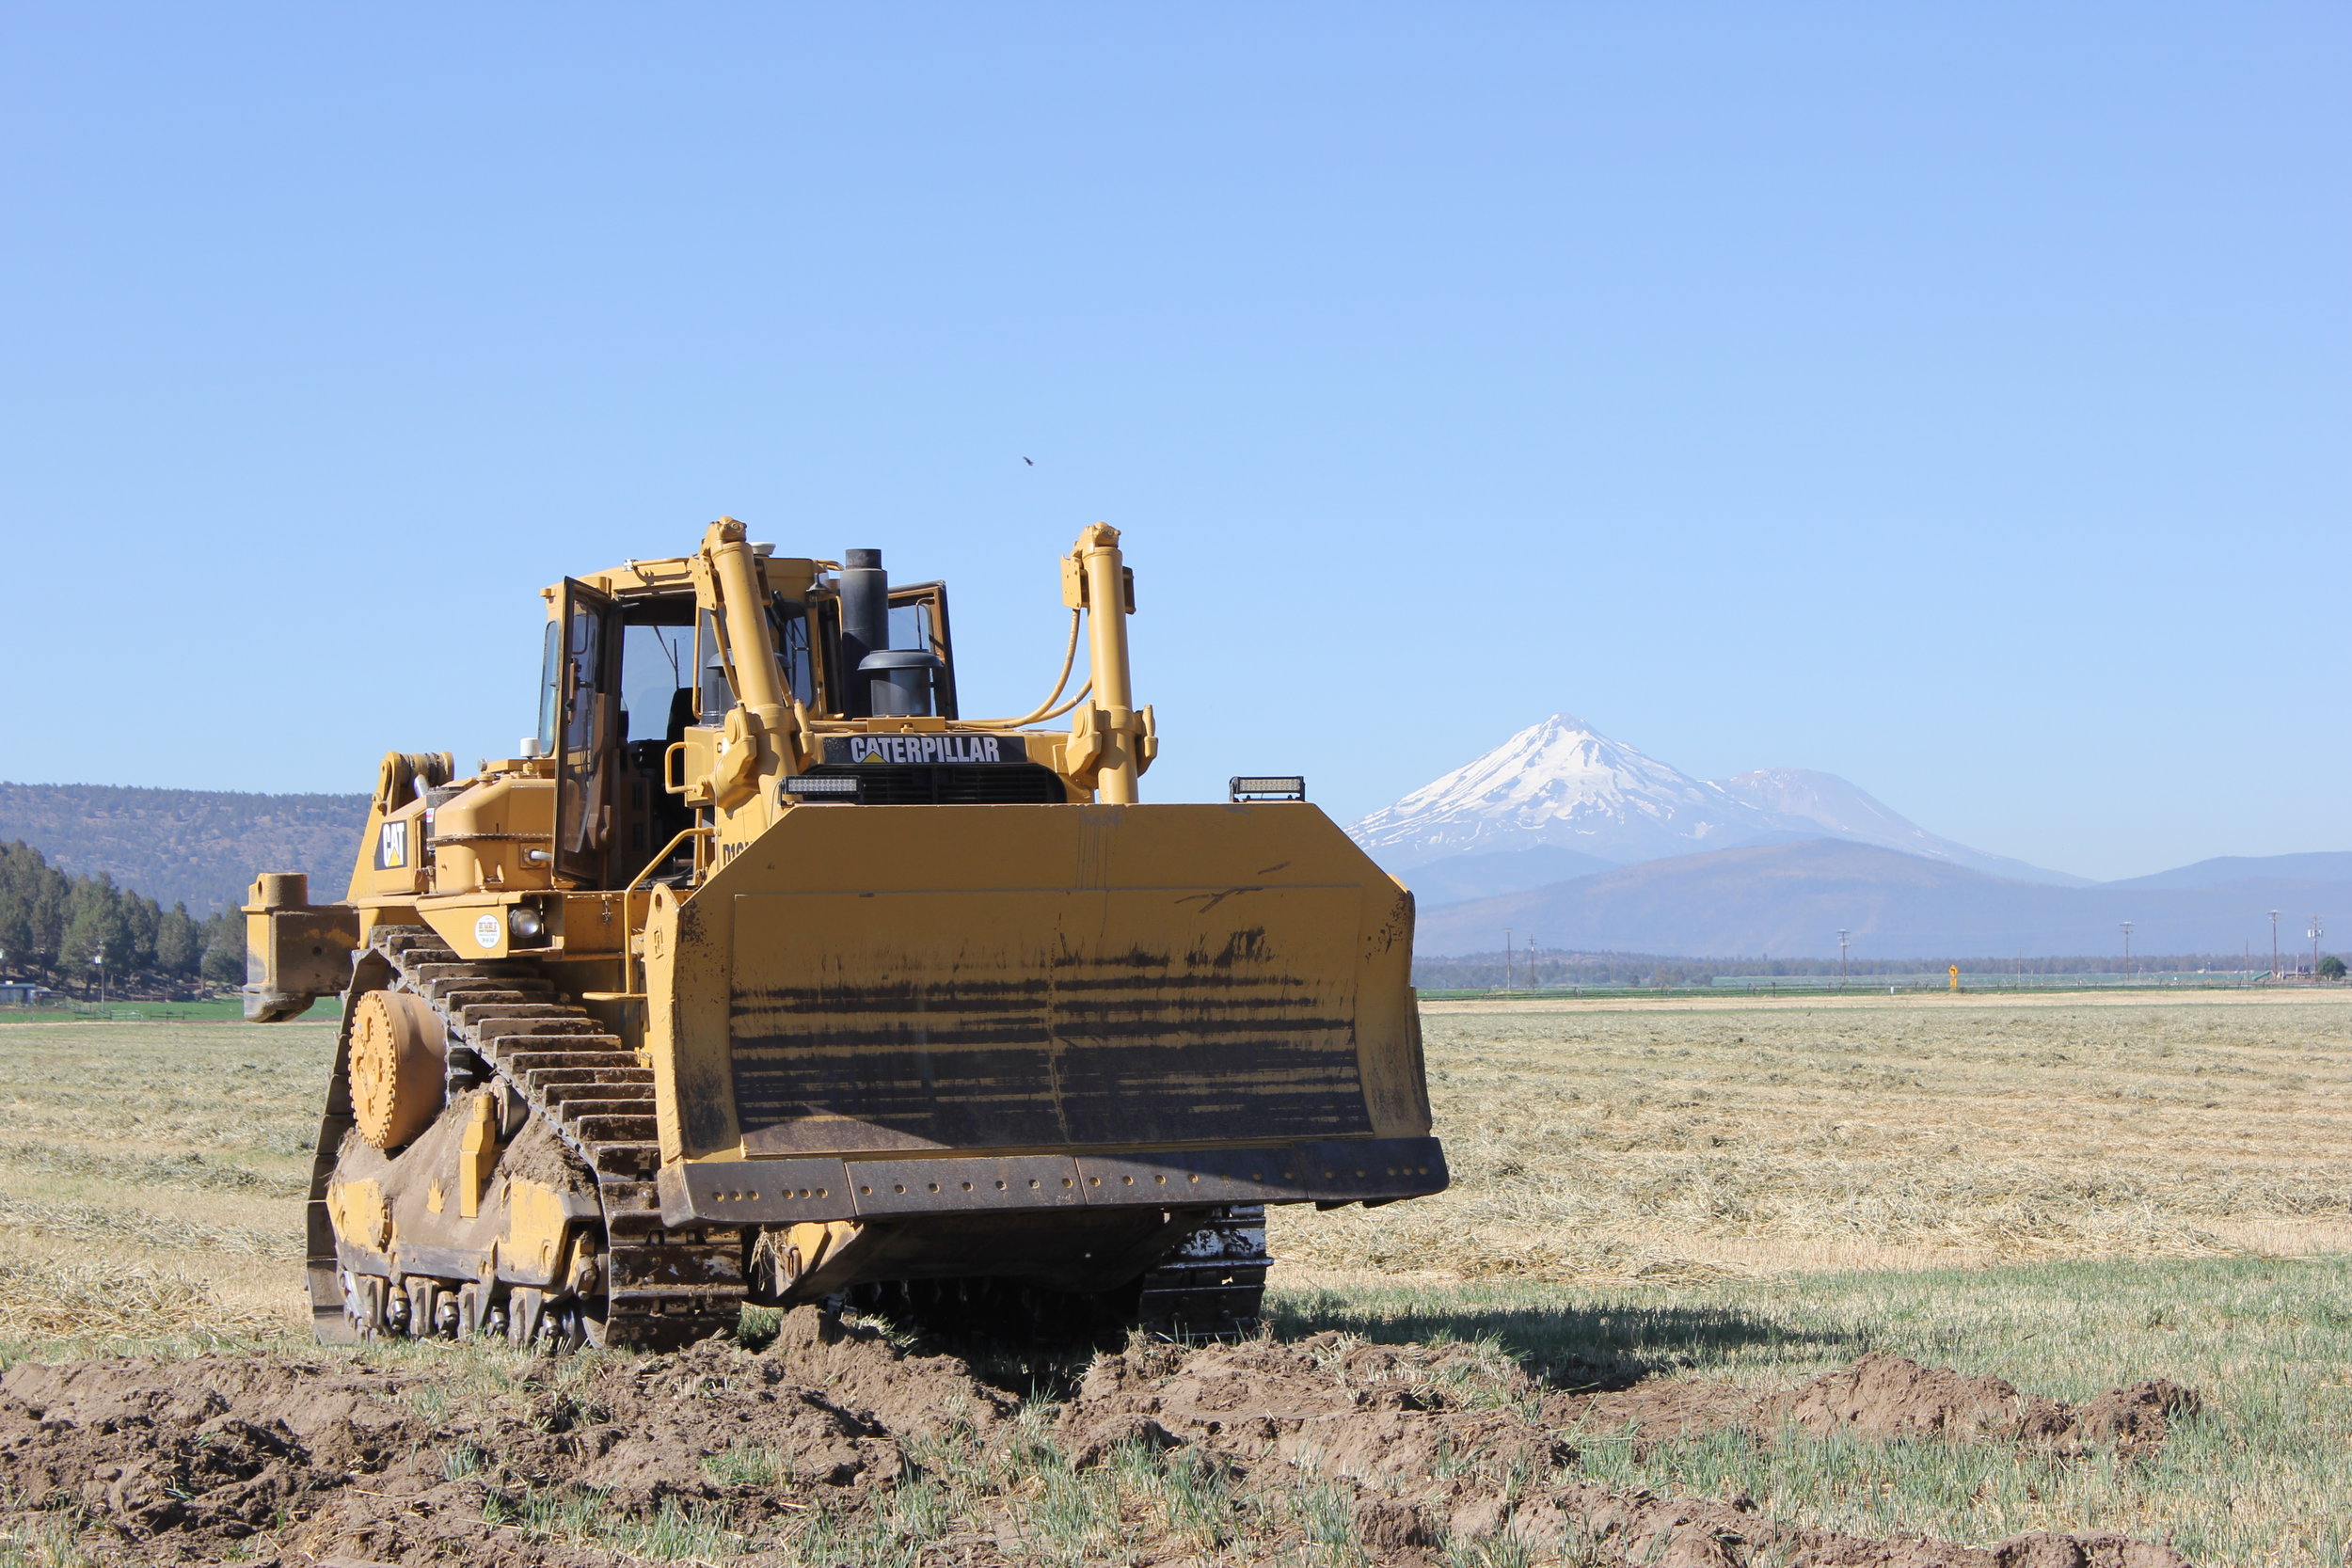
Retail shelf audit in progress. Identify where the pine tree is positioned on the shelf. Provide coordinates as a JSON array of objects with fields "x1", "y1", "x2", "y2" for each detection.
[
  {"x1": 200, "y1": 911, "x2": 246, "y2": 986},
  {"x1": 156, "y1": 903, "x2": 203, "y2": 976},
  {"x1": 0, "y1": 841, "x2": 245, "y2": 992}
]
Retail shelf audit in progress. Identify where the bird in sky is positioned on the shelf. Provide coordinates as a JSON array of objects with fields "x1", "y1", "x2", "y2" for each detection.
[{"x1": 1023, "y1": 456, "x2": 1033, "y2": 466}]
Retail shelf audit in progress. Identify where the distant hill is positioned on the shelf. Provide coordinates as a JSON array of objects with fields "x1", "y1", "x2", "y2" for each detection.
[
  {"x1": 1391, "y1": 846, "x2": 1618, "y2": 905},
  {"x1": 2105, "y1": 852, "x2": 2352, "y2": 891},
  {"x1": 0, "y1": 783, "x2": 371, "y2": 913},
  {"x1": 1414, "y1": 837, "x2": 2352, "y2": 959}
]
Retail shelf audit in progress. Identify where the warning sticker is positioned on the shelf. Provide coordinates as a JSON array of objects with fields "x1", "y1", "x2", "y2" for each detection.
[{"x1": 473, "y1": 913, "x2": 501, "y2": 950}]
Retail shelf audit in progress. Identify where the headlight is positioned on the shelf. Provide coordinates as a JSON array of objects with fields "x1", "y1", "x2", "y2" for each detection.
[{"x1": 508, "y1": 906, "x2": 546, "y2": 942}]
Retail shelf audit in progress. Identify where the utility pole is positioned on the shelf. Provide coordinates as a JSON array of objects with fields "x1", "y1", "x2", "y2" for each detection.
[
  {"x1": 2120, "y1": 922, "x2": 2133, "y2": 981},
  {"x1": 1503, "y1": 929, "x2": 1513, "y2": 993},
  {"x1": 1837, "y1": 929, "x2": 1850, "y2": 988},
  {"x1": 2312, "y1": 916, "x2": 2325, "y2": 982},
  {"x1": 91, "y1": 942, "x2": 106, "y2": 1007},
  {"x1": 1527, "y1": 935, "x2": 1537, "y2": 990},
  {"x1": 2271, "y1": 911, "x2": 2280, "y2": 981}
]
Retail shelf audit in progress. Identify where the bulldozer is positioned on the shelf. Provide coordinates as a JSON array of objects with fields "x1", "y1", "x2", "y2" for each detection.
[{"x1": 245, "y1": 519, "x2": 1445, "y2": 1350}]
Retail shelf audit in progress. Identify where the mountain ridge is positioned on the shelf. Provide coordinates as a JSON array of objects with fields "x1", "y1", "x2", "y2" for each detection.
[
  {"x1": 0, "y1": 782, "x2": 369, "y2": 914},
  {"x1": 1713, "y1": 766, "x2": 2090, "y2": 886},
  {"x1": 2106, "y1": 852, "x2": 2352, "y2": 892},
  {"x1": 1413, "y1": 838, "x2": 2352, "y2": 960}
]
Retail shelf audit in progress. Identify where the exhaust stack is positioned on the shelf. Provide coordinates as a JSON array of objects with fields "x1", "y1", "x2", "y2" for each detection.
[
  {"x1": 840, "y1": 548, "x2": 942, "y2": 717},
  {"x1": 838, "y1": 548, "x2": 889, "y2": 718}
]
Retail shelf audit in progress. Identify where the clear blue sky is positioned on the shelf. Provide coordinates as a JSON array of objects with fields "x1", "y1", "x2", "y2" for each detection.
[{"x1": 1, "y1": 4, "x2": 2342, "y2": 881}]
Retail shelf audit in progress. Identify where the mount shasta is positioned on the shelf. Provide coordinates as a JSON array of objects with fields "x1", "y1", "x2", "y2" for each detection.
[{"x1": 1349, "y1": 715, "x2": 2081, "y2": 891}]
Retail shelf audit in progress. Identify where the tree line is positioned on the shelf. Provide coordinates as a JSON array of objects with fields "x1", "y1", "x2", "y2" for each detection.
[{"x1": 0, "y1": 840, "x2": 244, "y2": 992}]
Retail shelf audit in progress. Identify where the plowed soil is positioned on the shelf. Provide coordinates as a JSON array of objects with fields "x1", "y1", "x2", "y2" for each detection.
[{"x1": 0, "y1": 1310, "x2": 2198, "y2": 1567}]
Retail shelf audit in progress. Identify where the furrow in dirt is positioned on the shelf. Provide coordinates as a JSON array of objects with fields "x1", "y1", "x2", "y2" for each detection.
[{"x1": 0, "y1": 1312, "x2": 2195, "y2": 1568}]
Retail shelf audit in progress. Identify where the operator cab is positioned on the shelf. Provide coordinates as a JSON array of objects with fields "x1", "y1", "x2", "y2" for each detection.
[{"x1": 536, "y1": 547, "x2": 963, "y2": 890}]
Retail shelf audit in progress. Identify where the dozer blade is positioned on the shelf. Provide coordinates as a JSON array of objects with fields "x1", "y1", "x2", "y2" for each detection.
[{"x1": 650, "y1": 801, "x2": 1444, "y2": 1229}]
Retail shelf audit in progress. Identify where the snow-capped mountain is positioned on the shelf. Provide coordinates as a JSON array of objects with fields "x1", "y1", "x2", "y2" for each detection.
[
  {"x1": 1347, "y1": 715, "x2": 1763, "y2": 866},
  {"x1": 1347, "y1": 715, "x2": 2084, "y2": 895}
]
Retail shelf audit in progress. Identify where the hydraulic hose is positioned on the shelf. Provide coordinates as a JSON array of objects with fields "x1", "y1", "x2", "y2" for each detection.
[{"x1": 958, "y1": 610, "x2": 1087, "y2": 730}]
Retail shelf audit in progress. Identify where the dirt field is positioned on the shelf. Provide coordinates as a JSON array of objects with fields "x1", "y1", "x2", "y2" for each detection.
[{"x1": 1, "y1": 994, "x2": 2346, "y2": 1565}]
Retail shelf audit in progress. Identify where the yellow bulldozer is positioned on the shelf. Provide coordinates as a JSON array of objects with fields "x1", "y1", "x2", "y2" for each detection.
[{"x1": 245, "y1": 519, "x2": 1445, "y2": 1349}]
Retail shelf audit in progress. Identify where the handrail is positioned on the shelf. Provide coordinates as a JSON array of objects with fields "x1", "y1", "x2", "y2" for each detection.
[{"x1": 606, "y1": 826, "x2": 713, "y2": 1000}]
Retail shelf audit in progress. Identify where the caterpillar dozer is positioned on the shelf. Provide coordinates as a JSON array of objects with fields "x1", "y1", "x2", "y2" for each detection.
[{"x1": 246, "y1": 519, "x2": 1444, "y2": 1349}]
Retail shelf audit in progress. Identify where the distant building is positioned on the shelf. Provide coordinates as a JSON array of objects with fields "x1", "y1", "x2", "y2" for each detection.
[{"x1": 0, "y1": 982, "x2": 56, "y2": 1004}]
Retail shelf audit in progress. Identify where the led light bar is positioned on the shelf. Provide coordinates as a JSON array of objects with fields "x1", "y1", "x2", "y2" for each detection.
[
  {"x1": 1230, "y1": 776, "x2": 1306, "y2": 802},
  {"x1": 782, "y1": 774, "x2": 861, "y2": 802}
]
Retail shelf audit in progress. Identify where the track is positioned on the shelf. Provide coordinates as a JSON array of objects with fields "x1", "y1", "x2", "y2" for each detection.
[
  {"x1": 310, "y1": 926, "x2": 1272, "y2": 1351},
  {"x1": 844, "y1": 1210, "x2": 1269, "y2": 1341},
  {"x1": 1135, "y1": 1205, "x2": 1268, "y2": 1334},
  {"x1": 309, "y1": 926, "x2": 744, "y2": 1351}
]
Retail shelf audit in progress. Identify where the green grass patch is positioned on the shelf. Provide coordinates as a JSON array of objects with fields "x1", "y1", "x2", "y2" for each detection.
[{"x1": 1274, "y1": 1255, "x2": 2352, "y2": 1565}]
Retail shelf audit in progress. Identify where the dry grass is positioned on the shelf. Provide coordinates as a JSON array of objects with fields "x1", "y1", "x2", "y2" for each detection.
[
  {"x1": 11, "y1": 996, "x2": 2351, "y2": 1339},
  {"x1": 0, "y1": 1019, "x2": 326, "y2": 1347},
  {"x1": 1272, "y1": 990, "x2": 2352, "y2": 1283},
  {"x1": 6, "y1": 997, "x2": 2352, "y2": 1563},
  {"x1": 0, "y1": 1254, "x2": 281, "y2": 1340}
]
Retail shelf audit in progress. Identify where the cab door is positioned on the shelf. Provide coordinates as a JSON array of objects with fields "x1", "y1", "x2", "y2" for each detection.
[{"x1": 551, "y1": 578, "x2": 620, "y2": 887}]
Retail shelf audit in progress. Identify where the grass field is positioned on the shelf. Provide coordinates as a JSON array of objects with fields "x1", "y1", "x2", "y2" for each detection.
[
  {"x1": 1272, "y1": 989, "x2": 2352, "y2": 1281},
  {"x1": 0, "y1": 1017, "x2": 320, "y2": 1338},
  {"x1": 4, "y1": 992, "x2": 2350, "y2": 1563}
]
